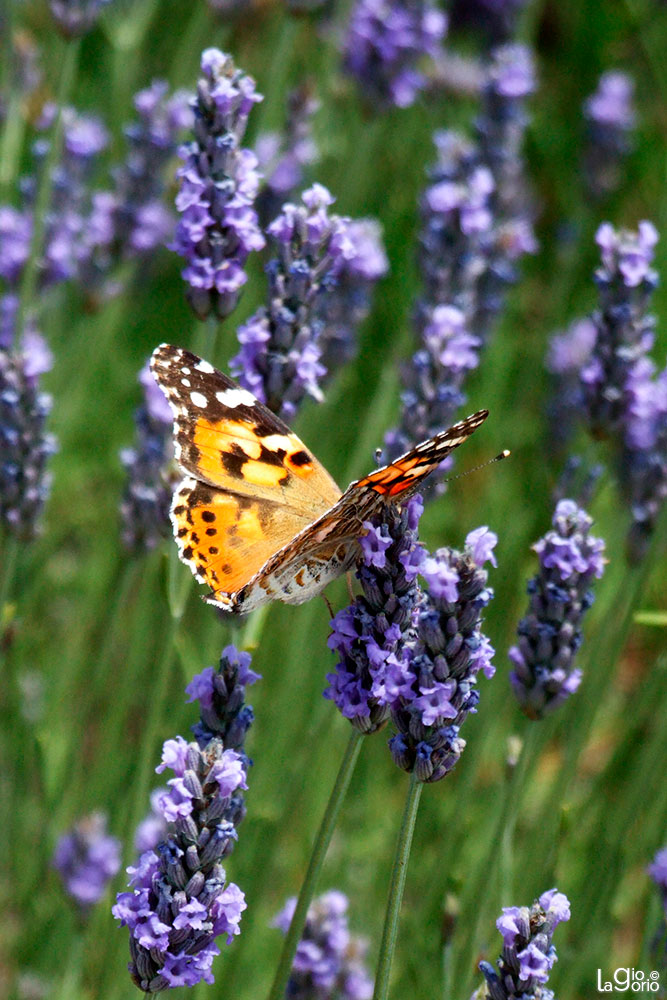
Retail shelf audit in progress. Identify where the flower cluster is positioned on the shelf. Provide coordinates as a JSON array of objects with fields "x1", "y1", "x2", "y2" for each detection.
[
  {"x1": 53, "y1": 812, "x2": 121, "y2": 911},
  {"x1": 81, "y1": 81, "x2": 191, "y2": 296},
  {"x1": 475, "y1": 889, "x2": 571, "y2": 999},
  {"x1": 114, "y1": 645, "x2": 258, "y2": 991},
  {"x1": 327, "y1": 501, "x2": 498, "y2": 782},
  {"x1": 255, "y1": 84, "x2": 320, "y2": 229},
  {"x1": 389, "y1": 526, "x2": 497, "y2": 782},
  {"x1": 172, "y1": 48, "x2": 264, "y2": 320},
  {"x1": 583, "y1": 71, "x2": 636, "y2": 199},
  {"x1": 49, "y1": 0, "x2": 112, "y2": 37},
  {"x1": 476, "y1": 43, "x2": 537, "y2": 254},
  {"x1": 231, "y1": 184, "x2": 384, "y2": 420},
  {"x1": 343, "y1": 0, "x2": 447, "y2": 109},
  {"x1": 0, "y1": 330, "x2": 56, "y2": 539},
  {"x1": 509, "y1": 499, "x2": 605, "y2": 719},
  {"x1": 384, "y1": 132, "x2": 494, "y2": 460},
  {"x1": 119, "y1": 360, "x2": 175, "y2": 553},
  {"x1": 325, "y1": 496, "x2": 425, "y2": 734},
  {"x1": 273, "y1": 891, "x2": 373, "y2": 1000}
]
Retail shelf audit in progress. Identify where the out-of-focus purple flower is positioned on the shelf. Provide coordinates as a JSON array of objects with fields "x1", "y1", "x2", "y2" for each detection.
[
  {"x1": 119, "y1": 359, "x2": 176, "y2": 553},
  {"x1": 172, "y1": 49, "x2": 264, "y2": 320},
  {"x1": 134, "y1": 788, "x2": 169, "y2": 855},
  {"x1": 231, "y1": 184, "x2": 382, "y2": 420},
  {"x1": 325, "y1": 496, "x2": 425, "y2": 733},
  {"x1": 343, "y1": 0, "x2": 447, "y2": 109},
  {"x1": 115, "y1": 645, "x2": 257, "y2": 992},
  {"x1": 49, "y1": 0, "x2": 112, "y2": 37},
  {"x1": 649, "y1": 847, "x2": 667, "y2": 909},
  {"x1": 0, "y1": 207, "x2": 32, "y2": 284},
  {"x1": 53, "y1": 812, "x2": 121, "y2": 911},
  {"x1": 256, "y1": 84, "x2": 320, "y2": 228},
  {"x1": 584, "y1": 71, "x2": 636, "y2": 199},
  {"x1": 273, "y1": 891, "x2": 373, "y2": 1000},
  {"x1": 388, "y1": 527, "x2": 497, "y2": 782},
  {"x1": 0, "y1": 330, "x2": 56, "y2": 539},
  {"x1": 476, "y1": 889, "x2": 571, "y2": 999},
  {"x1": 509, "y1": 499, "x2": 605, "y2": 719}
]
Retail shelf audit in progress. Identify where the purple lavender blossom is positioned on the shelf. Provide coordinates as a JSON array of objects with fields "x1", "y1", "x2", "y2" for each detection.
[
  {"x1": 119, "y1": 360, "x2": 176, "y2": 553},
  {"x1": 0, "y1": 207, "x2": 32, "y2": 285},
  {"x1": 388, "y1": 526, "x2": 497, "y2": 782},
  {"x1": 273, "y1": 891, "x2": 373, "y2": 1000},
  {"x1": 343, "y1": 0, "x2": 447, "y2": 109},
  {"x1": 325, "y1": 496, "x2": 425, "y2": 734},
  {"x1": 476, "y1": 890, "x2": 571, "y2": 1000},
  {"x1": 53, "y1": 812, "x2": 121, "y2": 911},
  {"x1": 231, "y1": 184, "x2": 379, "y2": 420},
  {"x1": 649, "y1": 847, "x2": 667, "y2": 911},
  {"x1": 134, "y1": 788, "x2": 169, "y2": 855},
  {"x1": 115, "y1": 644, "x2": 258, "y2": 991},
  {"x1": 0, "y1": 330, "x2": 56, "y2": 538},
  {"x1": 584, "y1": 71, "x2": 636, "y2": 198},
  {"x1": 172, "y1": 49, "x2": 264, "y2": 320},
  {"x1": 49, "y1": 0, "x2": 112, "y2": 37},
  {"x1": 255, "y1": 84, "x2": 320, "y2": 229},
  {"x1": 509, "y1": 500, "x2": 605, "y2": 719},
  {"x1": 81, "y1": 81, "x2": 191, "y2": 294},
  {"x1": 579, "y1": 221, "x2": 666, "y2": 559}
]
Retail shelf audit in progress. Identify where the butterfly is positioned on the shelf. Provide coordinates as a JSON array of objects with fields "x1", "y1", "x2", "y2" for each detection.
[{"x1": 150, "y1": 344, "x2": 489, "y2": 614}]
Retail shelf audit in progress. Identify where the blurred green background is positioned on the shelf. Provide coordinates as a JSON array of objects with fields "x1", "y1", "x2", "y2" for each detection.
[{"x1": 2, "y1": 0, "x2": 667, "y2": 998}]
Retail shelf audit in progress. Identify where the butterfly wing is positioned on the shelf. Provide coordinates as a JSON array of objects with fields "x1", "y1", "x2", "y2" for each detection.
[
  {"x1": 353, "y1": 410, "x2": 489, "y2": 498},
  {"x1": 151, "y1": 344, "x2": 342, "y2": 609}
]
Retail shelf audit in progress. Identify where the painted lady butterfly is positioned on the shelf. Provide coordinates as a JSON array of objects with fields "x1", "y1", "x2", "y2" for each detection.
[{"x1": 151, "y1": 344, "x2": 489, "y2": 614}]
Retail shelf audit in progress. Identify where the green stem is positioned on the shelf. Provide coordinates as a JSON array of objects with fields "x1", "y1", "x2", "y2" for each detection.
[
  {"x1": 373, "y1": 770, "x2": 424, "y2": 1000},
  {"x1": 14, "y1": 38, "x2": 80, "y2": 346},
  {"x1": 0, "y1": 533, "x2": 19, "y2": 622},
  {"x1": 266, "y1": 729, "x2": 364, "y2": 1000},
  {"x1": 458, "y1": 723, "x2": 542, "y2": 989}
]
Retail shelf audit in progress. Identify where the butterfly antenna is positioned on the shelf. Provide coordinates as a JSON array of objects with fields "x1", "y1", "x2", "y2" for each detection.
[{"x1": 442, "y1": 449, "x2": 511, "y2": 485}]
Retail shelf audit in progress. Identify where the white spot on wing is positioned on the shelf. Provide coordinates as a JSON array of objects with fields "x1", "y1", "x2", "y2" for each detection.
[
  {"x1": 181, "y1": 378, "x2": 191, "y2": 387},
  {"x1": 195, "y1": 360, "x2": 215, "y2": 374},
  {"x1": 190, "y1": 391, "x2": 208, "y2": 408},
  {"x1": 216, "y1": 388, "x2": 257, "y2": 407}
]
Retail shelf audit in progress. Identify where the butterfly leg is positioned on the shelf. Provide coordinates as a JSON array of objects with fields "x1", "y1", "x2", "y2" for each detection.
[
  {"x1": 321, "y1": 593, "x2": 335, "y2": 620},
  {"x1": 346, "y1": 571, "x2": 355, "y2": 602}
]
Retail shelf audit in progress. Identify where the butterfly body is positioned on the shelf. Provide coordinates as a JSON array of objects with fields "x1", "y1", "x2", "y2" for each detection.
[{"x1": 151, "y1": 344, "x2": 488, "y2": 614}]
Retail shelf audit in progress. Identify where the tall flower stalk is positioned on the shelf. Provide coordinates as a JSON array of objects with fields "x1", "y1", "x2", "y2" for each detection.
[{"x1": 113, "y1": 645, "x2": 258, "y2": 991}]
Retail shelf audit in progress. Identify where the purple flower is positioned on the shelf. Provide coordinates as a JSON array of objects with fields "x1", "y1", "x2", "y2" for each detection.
[
  {"x1": 53, "y1": 812, "x2": 121, "y2": 910},
  {"x1": 0, "y1": 332, "x2": 56, "y2": 538},
  {"x1": 509, "y1": 499, "x2": 605, "y2": 719},
  {"x1": 231, "y1": 185, "x2": 377, "y2": 419},
  {"x1": 120, "y1": 359, "x2": 176, "y2": 553},
  {"x1": 114, "y1": 643, "x2": 257, "y2": 992},
  {"x1": 49, "y1": 0, "x2": 112, "y2": 37},
  {"x1": 325, "y1": 497, "x2": 425, "y2": 732},
  {"x1": 172, "y1": 49, "x2": 264, "y2": 319},
  {"x1": 343, "y1": 0, "x2": 447, "y2": 109},
  {"x1": 273, "y1": 891, "x2": 373, "y2": 1000},
  {"x1": 387, "y1": 527, "x2": 497, "y2": 781},
  {"x1": 584, "y1": 71, "x2": 636, "y2": 198},
  {"x1": 134, "y1": 788, "x2": 169, "y2": 854},
  {"x1": 0, "y1": 207, "x2": 31, "y2": 283},
  {"x1": 478, "y1": 890, "x2": 570, "y2": 999}
]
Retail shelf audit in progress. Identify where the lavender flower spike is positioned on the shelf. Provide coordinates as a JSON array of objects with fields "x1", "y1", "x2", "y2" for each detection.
[
  {"x1": 584, "y1": 71, "x2": 636, "y2": 199},
  {"x1": 0, "y1": 330, "x2": 56, "y2": 539},
  {"x1": 119, "y1": 359, "x2": 176, "y2": 553},
  {"x1": 53, "y1": 812, "x2": 121, "y2": 911},
  {"x1": 172, "y1": 49, "x2": 265, "y2": 320},
  {"x1": 343, "y1": 0, "x2": 447, "y2": 109},
  {"x1": 388, "y1": 526, "x2": 497, "y2": 782},
  {"x1": 230, "y1": 183, "x2": 363, "y2": 420},
  {"x1": 474, "y1": 889, "x2": 571, "y2": 1000},
  {"x1": 115, "y1": 645, "x2": 258, "y2": 992},
  {"x1": 509, "y1": 499, "x2": 605, "y2": 720},
  {"x1": 325, "y1": 496, "x2": 426, "y2": 734},
  {"x1": 49, "y1": 0, "x2": 112, "y2": 37},
  {"x1": 273, "y1": 891, "x2": 373, "y2": 1000}
]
